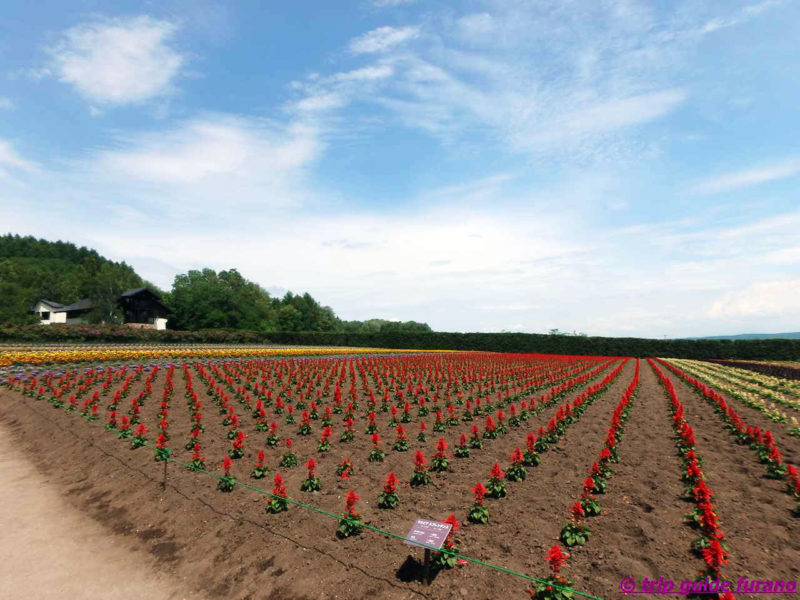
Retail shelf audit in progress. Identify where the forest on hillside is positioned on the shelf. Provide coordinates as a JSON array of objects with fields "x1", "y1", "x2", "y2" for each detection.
[{"x1": 0, "y1": 234, "x2": 431, "y2": 334}]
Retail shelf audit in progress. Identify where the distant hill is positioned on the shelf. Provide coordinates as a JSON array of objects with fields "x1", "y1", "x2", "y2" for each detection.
[
  {"x1": 687, "y1": 332, "x2": 800, "y2": 340},
  {"x1": 0, "y1": 234, "x2": 150, "y2": 325},
  {"x1": 0, "y1": 234, "x2": 433, "y2": 334}
]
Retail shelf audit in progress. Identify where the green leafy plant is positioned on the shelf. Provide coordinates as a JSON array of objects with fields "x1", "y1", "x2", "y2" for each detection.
[
  {"x1": 431, "y1": 438, "x2": 450, "y2": 472},
  {"x1": 368, "y1": 433, "x2": 385, "y2": 462},
  {"x1": 266, "y1": 473, "x2": 289, "y2": 513},
  {"x1": 560, "y1": 502, "x2": 590, "y2": 547},
  {"x1": 336, "y1": 490, "x2": 363, "y2": 538},
  {"x1": 485, "y1": 462, "x2": 507, "y2": 499},
  {"x1": 251, "y1": 449, "x2": 268, "y2": 479},
  {"x1": 378, "y1": 472, "x2": 399, "y2": 509},
  {"x1": 410, "y1": 451, "x2": 432, "y2": 486},
  {"x1": 505, "y1": 446, "x2": 527, "y2": 482},
  {"x1": 467, "y1": 482, "x2": 489, "y2": 524},
  {"x1": 216, "y1": 456, "x2": 237, "y2": 492},
  {"x1": 300, "y1": 457, "x2": 321, "y2": 492}
]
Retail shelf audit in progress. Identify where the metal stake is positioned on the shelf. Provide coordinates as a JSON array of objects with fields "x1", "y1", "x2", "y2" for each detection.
[{"x1": 424, "y1": 548, "x2": 431, "y2": 585}]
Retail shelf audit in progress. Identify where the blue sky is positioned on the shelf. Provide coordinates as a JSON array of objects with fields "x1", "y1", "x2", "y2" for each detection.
[{"x1": 1, "y1": 0, "x2": 799, "y2": 337}]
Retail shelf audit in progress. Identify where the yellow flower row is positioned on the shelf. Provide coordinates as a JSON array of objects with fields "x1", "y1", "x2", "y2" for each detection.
[
  {"x1": 0, "y1": 346, "x2": 454, "y2": 367},
  {"x1": 670, "y1": 359, "x2": 800, "y2": 436},
  {"x1": 674, "y1": 359, "x2": 800, "y2": 408}
]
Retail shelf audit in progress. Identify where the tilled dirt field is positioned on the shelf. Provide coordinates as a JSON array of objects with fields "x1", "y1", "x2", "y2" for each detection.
[{"x1": 0, "y1": 354, "x2": 797, "y2": 600}]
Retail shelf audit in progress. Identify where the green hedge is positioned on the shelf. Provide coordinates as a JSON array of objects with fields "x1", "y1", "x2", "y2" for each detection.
[
  {"x1": 1, "y1": 325, "x2": 798, "y2": 360},
  {"x1": 263, "y1": 332, "x2": 800, "y2": 360}
]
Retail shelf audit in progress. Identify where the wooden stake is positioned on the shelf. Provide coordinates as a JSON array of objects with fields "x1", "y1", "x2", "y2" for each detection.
[{"x1": 423, "y1": 548, "x2": 431, "y2": 585}]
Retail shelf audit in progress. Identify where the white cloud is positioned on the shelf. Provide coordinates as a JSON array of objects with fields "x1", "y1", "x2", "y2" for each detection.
[
  {"x1": 456, "y1": 13, "x2": 495, "y2": 40},
  {"x1": 350, "y1": 26, "x2": 419, "y2": 54},
  {"x1": 691, "y1": 158, "x2": 800, "y2": 195},
  {"x1": 0, "y1": 140, "x2": 39, "y2": 174},
  {"x1": 0, "y1": 97, "x2": 13, "y2": 110},
  {"x1": 68, "y1": 114, "x2": 322, "y2": 216},
  {"x1": 709, "y1": 280, "x2": 800, "y2": 319},
  {"x1": 93, "y1": 116, "x2": 317, "y2": 185},
  {"x1": 47, "y1": 15, "x2": 184, "y2": 105},
  {"x1": 330, "y1": 64, "x2": 394, "y2": 82},
  {"x1": 293, "y1": 93, "x2": 347, "y2": 112},
  {"x1": 518, "y1": 88, "x2": 688, "y2": 149}
]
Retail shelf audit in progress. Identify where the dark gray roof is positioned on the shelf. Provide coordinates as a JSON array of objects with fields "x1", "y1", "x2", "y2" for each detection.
[
  {"x1": 120, "y1": 287, "x2": 149, "y2": 297},
  {"x1": 38, "y1": 300, "x2": 64, "y2": 308},
  {"x1": 54, "y1": 298, "x2": 94, "y2": 312}
]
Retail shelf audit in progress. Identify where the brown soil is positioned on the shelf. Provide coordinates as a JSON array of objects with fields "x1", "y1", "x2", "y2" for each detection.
[{"x1": 0, "y1": 356, "x2": 797, "y2": 600}]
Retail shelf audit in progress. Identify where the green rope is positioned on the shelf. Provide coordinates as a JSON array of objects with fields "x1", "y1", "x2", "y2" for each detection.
[{"x1": 146, "y1": 442, "x2": 603, "y2": 600}]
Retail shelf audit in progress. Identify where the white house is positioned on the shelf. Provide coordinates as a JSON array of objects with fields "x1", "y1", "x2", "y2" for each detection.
[{"x1": 32, "y1": 300, "x2": 67, "y2": 325}]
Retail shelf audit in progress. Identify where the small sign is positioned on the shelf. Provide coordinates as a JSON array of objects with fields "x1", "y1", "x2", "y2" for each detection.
[{"x1": 405, "y1": 518, "x2": 452, "y2": 550}]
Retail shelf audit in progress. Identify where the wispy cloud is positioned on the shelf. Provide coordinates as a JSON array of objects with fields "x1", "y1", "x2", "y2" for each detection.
[
  {"x1": 349, "y1": 26, "x2": 420, "y2": 54},
  {"x1": 0, "y1": 97, "x2": 13, "y2": 110},
  {"x1": 370, "y1": 0, "x2": 417, "y2": 8},
  {"x1": 286, "y1": 1, "x2": 790, "y2": 164},
  {"x1": 709, "y1": 280, "x2": 800, "y2": 319},
  {"x1": 45, "y1": 15, "x2": 184, "y2": 105},
  {"x1": 691, "y1": 158, "x2": 800, "y2": 195},
  {"x1": 0, "y1": 140, "x2": 39, "y2": 175}
]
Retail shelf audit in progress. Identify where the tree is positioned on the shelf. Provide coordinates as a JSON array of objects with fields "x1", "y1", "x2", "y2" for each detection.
[{"x1": 168, "y1": 268, "x2": 276, "y2": 331}]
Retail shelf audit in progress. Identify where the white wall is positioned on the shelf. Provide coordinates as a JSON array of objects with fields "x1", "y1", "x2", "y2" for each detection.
[
  {"x1": 33, "y1": 303, "x2": 67, "y2": 325},
  {"x1": 155, "y1": 318, "x2": 168, "y2": 331}
]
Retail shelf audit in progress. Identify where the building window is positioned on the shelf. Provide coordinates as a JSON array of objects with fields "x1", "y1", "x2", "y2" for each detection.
[{"x1": 41, "y1": 311, "x2": 50, "y2": 319}]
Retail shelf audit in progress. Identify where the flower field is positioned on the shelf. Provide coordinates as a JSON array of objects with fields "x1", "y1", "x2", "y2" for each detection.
[{"x1": 1, "y1": 349, "x2": 798, "y2": 599}]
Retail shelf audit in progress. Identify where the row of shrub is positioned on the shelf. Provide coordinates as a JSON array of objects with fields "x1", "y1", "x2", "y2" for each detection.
[
  {"x1": 1, "y1": 325, "x2": 799, "y2": 360},
  {"x1": 0, "y1": 324, "x2": 263, "y2": 344}
]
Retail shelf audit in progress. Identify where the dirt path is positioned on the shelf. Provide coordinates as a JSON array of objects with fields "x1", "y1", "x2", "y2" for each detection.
[
  {"x1": 567, "y1": 360, "x2": 698, "y2": 595},
  {"x1": 0, "y1": 419, "x2": 204, "y2": 600}
]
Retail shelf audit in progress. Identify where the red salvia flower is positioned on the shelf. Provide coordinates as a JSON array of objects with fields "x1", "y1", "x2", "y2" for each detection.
[
  {"x1": 414, "y1": 450, "x2": 428, "y2": 472},
  {"x1": 443, "y1": 513, "x2": 460, "y2": 533},
  {"x1": 544, "y1": 544, "x2": 569, "y2": 574},
  {"x1": 472, "y1": 482, "x2": 488, "y2": 505},
  {"x1": 701, "y1": 539, "x2": 728, "y2": 571},
  {"x1": 526, "y1": 432, "x2": 536, "y2": 452},
  {"x1": 273, "y1": 473, "x2": 287, "y2": 498},
  {"x1": 396, "y1": 424, "x2": 407, "y2": 441},
  {"x1": 192, "y1": 443, "x2": 203, "y2": 461},
  {"x1": 345, "y1": 490, "x2": 360, "y2": 517},
  {"x1": 510, "y1": 446, "x2": 524, "y2": 466},
  {"x1": 570, "y1": 500, "x2": 584, "y2": 520},
  {"x1": 384, "y1": 472, "x2": 398, "y2": 494},
  {"x1": 222, "y1": 456, "x2": 233, "y2": 475},
  {"x1": 459, "y1": 433, "x2": 468, "y2": 447},
  {"x1": 370, "y1": 432, "x2": 380, "y2": 448},
  {"x1": 489, "y1": 462, "x2": 504, "y2": 480},
  {"x1": 306, "y1": 457, "x2": 317, "y2": 479},
  {"x1": 582, "y1": 476, "x2": 595, "y2": 497}
]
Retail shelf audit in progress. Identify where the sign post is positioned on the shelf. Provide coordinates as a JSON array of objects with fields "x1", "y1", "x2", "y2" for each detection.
[{"x1": 404, "y1": 518, "x2": 452, "y2": 585}]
